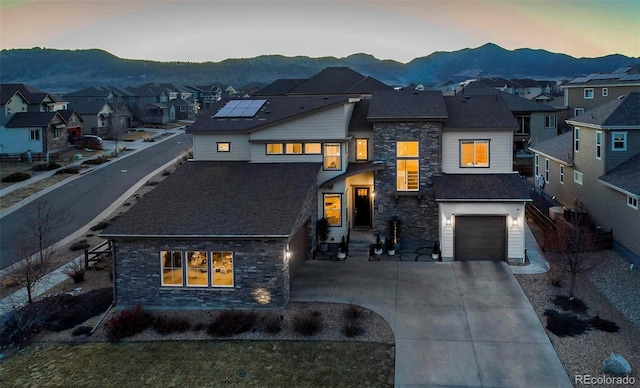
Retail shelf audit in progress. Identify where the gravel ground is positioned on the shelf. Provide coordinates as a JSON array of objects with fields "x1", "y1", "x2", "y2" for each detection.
[{"x1": 516, "y1": 250, "x2": 639, "y2": 386}]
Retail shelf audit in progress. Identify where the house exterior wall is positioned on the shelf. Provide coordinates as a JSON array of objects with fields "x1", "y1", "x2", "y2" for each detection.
[
  {"x1": 442, "y1": 130, "x2": 513, "y2": 173},
  {"x1": 0, "y1": 127, "x2": 44, "y2": 153},
  {"x1": 604, "y1": 130, "x2": 640, "y2": 172},
  {"x1": 529, "y1": 112, "x2": 557, "y2": 147},
  {"x1": 1, "y1": 93, "x2": 28, "y2": 126},
  {"x1": 193, "y1": 133, "x2": 251, "y2": 161},
  {"x1": 348, "y1": 130, "x2": 374, "y2": 163},
  {"x1": 113, "y1": 238, "x2": 290, "y2": 310},
  {"x1": 438, "y1": 202, "x2": 526, "y2": 262},
  {"x1": 373, "y1": 121, "x2": 441, "y2": 240},
  {"x1": 565, "y1": 85, "x2": 640, "y2": 113},
  {"x1": 249, "y1": 105, "x2": 350, "y2": 141}
]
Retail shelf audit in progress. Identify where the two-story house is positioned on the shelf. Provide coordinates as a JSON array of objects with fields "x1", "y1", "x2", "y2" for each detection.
[
  {"x1": 563, "y1": 64, "x2": 640, "y2": 117},
  {"x1": 530, "y1": 92, "x2": 640, "y2": 264},
  {"x1": 101, "y1": 68, "x2": 532, "y2": 311}
]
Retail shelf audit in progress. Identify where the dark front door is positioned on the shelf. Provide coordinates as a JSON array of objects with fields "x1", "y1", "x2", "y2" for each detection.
[{"x1": 353, "y1": 187, "x2": 371, "y2": 227}]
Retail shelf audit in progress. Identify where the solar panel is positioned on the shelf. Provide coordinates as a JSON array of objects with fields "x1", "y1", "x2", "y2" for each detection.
[{"x1": 214, "y1": 99, "x2": 267, "y2": 118}]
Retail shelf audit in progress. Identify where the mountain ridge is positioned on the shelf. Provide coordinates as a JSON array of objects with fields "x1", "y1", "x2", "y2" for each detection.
[{"x1": 1, "y1": 44, "x2": 637, "y2": 92}]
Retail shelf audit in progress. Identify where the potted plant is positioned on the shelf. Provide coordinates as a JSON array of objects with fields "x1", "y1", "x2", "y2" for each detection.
[
  {"x1": 374, "y1": 232, "x2": 384, "y2": 255},
  {"x1": 388, "y1": 216, "x2": 402, "y2": 255},
  {"x1": 317, "y1": 217, "x2": 331, "y2": 252},
  {"x1": 432, "y1": 241, "x2": 440, "y2": 260},
  {"x1": 337, "y1": 236, "x2": 347, "y2": 260},
  {"x1": 386, "y1": 237, "x2": 396, "y2": 256}
]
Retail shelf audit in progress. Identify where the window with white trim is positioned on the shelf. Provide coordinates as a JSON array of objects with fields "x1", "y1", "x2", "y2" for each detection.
[
  {"x1": 612, "y1": 132, "x2": 627, "y2": 151},
  {"x1": 212, "y1": 252, "x2": 234, "y2": 287},
  {"x1": 584, "y1": 88, "x2": 594, "y2": 99},
  {"x1": 544, "y1": 159, "x2": 550, "y2": 183},
  {"x1": 161, "y1": 251, "x2": 183, "y2": 286},
  {"x1": 574, "y1": 108, "x2": 584, "y2": 116},
  {"x1": 595, "y1": 131, "x2": 602, "y2": 159},
  {"x1": 186, "y1": 251, "x2": 208, "y2": 287},
  {"x1": 559, "y1": 165, "x2": 564, "y2": 184},
  {"x1": 53, "y1": 128, "x2": 60, "y2": 139},
  {"x1": 628, "y1": 196, "x2": 639, "y2": 210},
  {"x1": 323, "y1": 143, "x2": 341, "y2": 170},
  {"x1": 544, "y1": 115, "x2": 556, "y2": 129},
  {"x1": 534, "y1": 154, "x2": 539, "y2": 176},
  {"x1": 574, "y1": 171, "x2": 583, "y2": 185},
  {"x1": 160, "y1": 250, "x2": 234, "y2": 287},
  {"x1": 602, "y1": 88, "x2": 608, "y2": 97},
  {"x1": 30, "y1": 129, "x2": 40, "y2": 141},
  {"x1": 397, "y1": 141, "x2": 419, "y2": 191},
  {"x1": 574, "y1": 128, "x2": 580, "y2": 152}
]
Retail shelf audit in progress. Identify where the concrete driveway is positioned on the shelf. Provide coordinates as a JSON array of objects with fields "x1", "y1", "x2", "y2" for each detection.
[{"x1": 290, "y1": 256, "x2": 572, "y2": 387}]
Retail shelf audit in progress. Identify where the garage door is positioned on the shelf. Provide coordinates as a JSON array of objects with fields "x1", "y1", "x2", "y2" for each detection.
[
  {"x1": 288, "y1": 219, "x2": 311, "y2": 277},
  {"x1": 455, "y1": 216, "x2": 506, "y2": 261}
]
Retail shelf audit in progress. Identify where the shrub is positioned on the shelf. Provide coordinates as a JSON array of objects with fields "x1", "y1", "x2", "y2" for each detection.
[
  {"x1": 83, "y1": 158, "x2": 109, "y2": 165},
  {"x1": 152, "y1": 315, "x2": 191, "y2": 335},
  {"x1": 104, "y1": 305, "x2": 153, "y2": 341},
  {"x1": 72, "y1": 325, "x2": 93, "y2": 336},
  {"x1": 69, "y1": 240, "x2": 90, "y2": 251},
  {"x1": 162, "y1": 169, "x2": 172, "y2": 176},
  {"x1": 63, "y1": 260, "x2": 86, "y2": 283},
  {"x1": 32, "y1": 162, "x2": 61, "y2": 171},
  {"x1": 552, "y1": 295, "x2": 588, "y2": 314},
  {"x1": 262, "y1": 312, "x2": 283, "y2": 334},
  {"x1": 590, "y1": 315, "x2": 619, "y2": 333},
  {"x1": 342, "y1": 322, "x2": 363, "y2": 337},
  {"x1": 207, "y1": 310, "x2": 256, "y2": 337},
  {"x1": 145, "y1": 181, "x2": 159, "y2": 186},
  {"x1": 544, "y1": 309, "x2": 590, "y2": 337},
  {"x1": 90, "y1": 220, "x2": 110, "y2": 231},
  {"x1": 1, "y1": 172, "x2": 31, "y2": 183},
  {"x1": 343, "y1": 304, "x2": 363, "y2": 320},
  {"x1": 45, "y1": 287, "x2": 113, "y2": 332},
  {"x1": 292, "y1": 310, "x2": 322, "y2": 336},
  {"x1": 54, "y1": 167, "x2": 80, "y2": 175}
]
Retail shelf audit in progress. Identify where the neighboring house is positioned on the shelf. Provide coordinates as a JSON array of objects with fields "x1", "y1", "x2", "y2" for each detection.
[
  {"x1": 65, "y1": 97, "x2": 116, "y2": 136},
  {"x1": 171, "y1": 98, "x2": 196, "y2": 121},
  {"x1": 185, "y1": 84, "x2": 222, "y2": 112},
  {"x1": 563, "y1": 64, "x2": 640, "y2": 117},
  {"x1": 102, "y1": 68, "x2": 532, "y2": 311},
  {"x1": 58, "y1": 110, "x2": 84, "y2": 140},
  {"x1": 530, "y1": 92, "x2": 640, "y2": 264},
  {"x1": 0, "y1": 84, "x2": 70, "y2": 156}
]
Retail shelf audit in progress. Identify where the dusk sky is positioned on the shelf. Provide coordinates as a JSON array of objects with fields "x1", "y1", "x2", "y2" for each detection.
[{"x1": 1, "y1": 0, "x2": 639, "y2": 63}]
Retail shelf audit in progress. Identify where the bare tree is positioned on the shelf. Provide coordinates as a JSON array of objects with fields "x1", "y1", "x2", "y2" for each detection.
[
  {"x1": 545, "y1": 217, "x2": 603, "y2": 298},
  {"x1": 107, "y1": 103, "x2": 129, "y2": 155},
  {"x1": 9, "y1": 200, "x2": 70, "y2": 303}
]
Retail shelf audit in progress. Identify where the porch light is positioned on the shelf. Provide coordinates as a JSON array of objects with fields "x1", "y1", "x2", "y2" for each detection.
[
  {"x1": 285, "y1": 244, "x2": 291, "y2": 259},
  {"x1": 512, "y1": 218, "x2": 519, "y2": 227},
  {"x1": 446, "y1": 217, "x2": 451, "y2": 226},
  {"x1": 371, "y1": 191, "x2": 376, "y2": 199}
]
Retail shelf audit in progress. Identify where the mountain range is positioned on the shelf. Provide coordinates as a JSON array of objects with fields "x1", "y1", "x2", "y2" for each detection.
[{"x1": 1, "y1": 43, "x2": 638, "y2": 93}]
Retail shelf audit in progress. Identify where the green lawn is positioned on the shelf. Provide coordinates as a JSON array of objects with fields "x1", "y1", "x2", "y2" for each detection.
[{"x1": 1, "y1": 341, "x2": 394, "y2": 387}]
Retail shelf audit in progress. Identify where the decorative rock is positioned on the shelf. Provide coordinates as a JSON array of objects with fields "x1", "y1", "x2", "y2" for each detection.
[{"x1": 601, "y1": 353, "x2": 632, "y2": 376}]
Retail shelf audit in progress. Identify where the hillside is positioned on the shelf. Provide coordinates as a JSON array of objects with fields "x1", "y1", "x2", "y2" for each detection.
[{"x1": 0, "y1": 44, "x2": 637, "y2": 92}]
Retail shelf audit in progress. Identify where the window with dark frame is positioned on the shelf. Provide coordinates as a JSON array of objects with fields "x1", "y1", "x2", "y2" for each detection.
[
  {"x1": 595, "y1": 131, "x2": 602, "y2": 159},
  {"x1": 396, "y1": 141, "x2": 419, "y2": 191},
  {"x1": 324, "y1": 194, "x2": 341, "y2": 226},
  {"x1": 460, "y1": 140, "x2": 489, "y2": 167},
  {"x1": 323, "y1": 143, "x2": 341, "y2": 170},
  {"x1": 356, "y1": 138, "x2": 368, "y2": 161},
  {"x1": 217, "y1": 142, "x2": 230, "y2": 152}
]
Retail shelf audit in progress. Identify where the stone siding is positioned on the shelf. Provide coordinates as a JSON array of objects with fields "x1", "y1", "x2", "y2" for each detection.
[
  {"x1": 113, "y1": 238, "x2": 289, "y2": 310},
  {"x1": 373, "y1": 121, "x2": 441, "y2": 240}
]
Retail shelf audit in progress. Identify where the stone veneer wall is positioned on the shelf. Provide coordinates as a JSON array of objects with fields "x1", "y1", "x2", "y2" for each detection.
[
  {"x1": 373, "y1": 121, "x2": 441, "y2": 240},
  {"x1": 113, "y1": 238, "x2": 289, "y2": 310}
]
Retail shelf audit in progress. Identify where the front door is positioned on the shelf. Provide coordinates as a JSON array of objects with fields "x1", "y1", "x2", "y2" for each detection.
[{"x1": 353, "y1": 187, "x2": 371, "y2": 227}]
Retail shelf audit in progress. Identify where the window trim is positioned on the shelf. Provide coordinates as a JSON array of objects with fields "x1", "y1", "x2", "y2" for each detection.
[
  {"x1": 611, "y1": 132, "x2": 627, "y2": 151},
  {"x1": 217, "y1": 142, "x2": 230, "y2": 152},
  {"x1": 323, "y1": 193, "x2": 342, "y2": 226},
  {"x1": 396, "y1": 141, "x2": 420, "y2": 191},
  {"x1": 574, "y1": 108, "x2": 584, "y2": 116},
  {"x1": 574, "y1": 128, "x2": 580, "y2": 152},
  {"x1": 544, "y1": 115, "x2": 556, "y2": 129},
  {"x1": 304, "y1": 143, "x2": 321, "y2": 154},
  {"x1": 29, "y1": 129, "x2": 40, "y2": 141},
  {"x1": 285, "y1": 143, "x2": 303, "y2": 155},
  {"x1": 595, "y1": 131, "x2": 602, "y2": 159},
  {"x1": 323, "y1": 143, "x2": 341, "y2": 170},
  {"x1": 355, "y1": 138, "x2": 368, "y2": 161},
  {"x1": 211, "y1": 251, "x2": 234, "y2": 288},
  {"x1": 266, "y1": 143, "x2": 283, "y2": 155},
  {"x1": 186, "y1": 251, "x2": 209, "y2": 287},
  {"x1": 160, "y1": 251, "x2": 184, "y2": 287},
  {"x1": 559, "y1": 165, "x2": 564, "y2": 184},
  {"x1": 584, "y1": 88, "x2": 594, "y2": 99},
  {"x1": 544, "y1": 158, "x2": 550, "y2": 183},
  {"x1": 602, "y1": 88, "x2": 608, "y2": 97},
  {"x1": 574, "y1": 170, "x2": 583, "y2": 185},
  {"x1": 459, "y1": 140, "x2": 490, "y2": 168},
  {"x1": 627, "y1": 196, "x2": 639, "y2": 210},
  {"x1": 534, "y1": 154, "x2": 539, "y2": 176}
]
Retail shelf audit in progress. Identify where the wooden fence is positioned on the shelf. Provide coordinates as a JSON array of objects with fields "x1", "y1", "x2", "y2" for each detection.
[{"x1": 84, "y1": 240, "x2": 113, "y2": 269}]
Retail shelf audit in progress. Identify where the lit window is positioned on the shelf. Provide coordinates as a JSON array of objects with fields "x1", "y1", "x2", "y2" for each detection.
[
  {"x1": 534, "y1": 154, "x2": 539, "y2": 176},
  {"x1": 186, "y1": 251, "x2": 208, "y2": 287},
  {"x1": 574, "y1": 108, "x2": 584, "y2": 116},
  {"x1": 595, "y1": 131, "x2": 602, "y2": 159},
  {"x1": 628, "y1": 196, "x2": 639, "y2": 210},
  {"x1": 285, "y1": 143, "x2": 303, "y2": 154},
  {"x1": 266, "y1": 143, "x2": 283, "y2": 154},
  {"x1": 356, "y1": 139, "x2": 368, "y2": 161},
  {"x1": 30, "y1": 129, "x2": 40, "y2": 141},
  {"x1": 397, "y1": 141, "x2": 419, "y2": 191},
  {"x1": 324, "y1": 194, "x2": 342, "y2": 226},
  {"x1": 305, "y1": 143, "x2": 321, "y2": 154},
  {"x1": 560, "y1": 165, "x2": 564, "y2": 184},
  {"x1": 612, "y1": 132, "x2": 627, "y2": 151},
  {"x1": 323, "y1": 143, "x2": 341, "y2": 170},
  {"x1": 574, "y1": 128, "x2": 580, "y2": 152},
  {"x1": 544, "y1": 115, "x2": 556, "y2": 129},
  {"x1": 212, "y1": 252, "x2": 234, "y2": 287},
  {"x1": 574, "y1": 171, "x2": 583, "y2": 185},
  {"x1": 460, "y1": 140, "x2": 489, "y2": 167},
  {"x1": 161, "y1": 251, "x2": 183, "y2": 286},
  {"x1": 602, "y1": 88, "x2": 608, "y2": 97},
  {"x1": 217, "y1": 142, "x2": 230, "y2": 152},
  {"x1": 545, "y1": 159, "x2": 549, "y2": 183},
  {"x1": 584, "y1": 88, "x2": 594, "y2": 99}
]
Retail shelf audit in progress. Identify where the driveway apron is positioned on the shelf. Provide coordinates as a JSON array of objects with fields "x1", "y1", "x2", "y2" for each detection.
[{"x1": 291, "y1": 258, "x2": 572, "y2": 388}]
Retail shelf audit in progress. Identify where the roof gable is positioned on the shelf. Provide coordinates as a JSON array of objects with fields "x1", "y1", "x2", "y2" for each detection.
[
  {"x1": 568, "y1": 92, "x2": 640, "y2": 127},
  {"x1": 443, "y1": 95, "x2": 518, "y2": 129},
  {"x1": 368, "y1": 89, "x2": 448, "y2": 120}
]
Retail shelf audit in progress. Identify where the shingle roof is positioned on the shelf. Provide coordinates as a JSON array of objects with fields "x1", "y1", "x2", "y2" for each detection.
[
  {"x1": 102, "y1": 161, "x2": 320, "y2": 237},
  {"x1": 529, "y1": 131, "x2": 573, "y2": 165},
  {"x1": 433, "y1": 173, "x2": 532, "y2": 201},
  {"x1": 567, "y1": 92, "x2": 640, "y2": 127},
  {"x1": 443, "y1": 95, "x2": 518, "y2": 129},
  {"x1": 255, "y1": 79, "x2": 306, "y2": 95},
  {"x1": 0, "y1": 84, "x2": 55, "y2": 105},
  {"x1": 598, "y1": 152, "x2": 640, "y2": 196},
  {"x1": 187, "y1": 95, "x2": 349, "y2": 133},
  {"x1": 66, "y1": 97, "x2": 110, "y2": 114},
  {"x1": 367, "y1": 89, "x2": 448, "y2": 120},
  {"x1": 286, "y1": 67, "x2": 391, "y2": 95},
  {"x1": 567, "y1": 64, "x2": 640, "y2": 86},
  {"x1": 5, "y1": 111, "x2": 62, "y2": 127},
  {"x1": 460, "y1": 84, "x2": 557, "y2": 112},
  {"x1": 348, "y1": 99, "x2": 372, "y2": 131}
]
